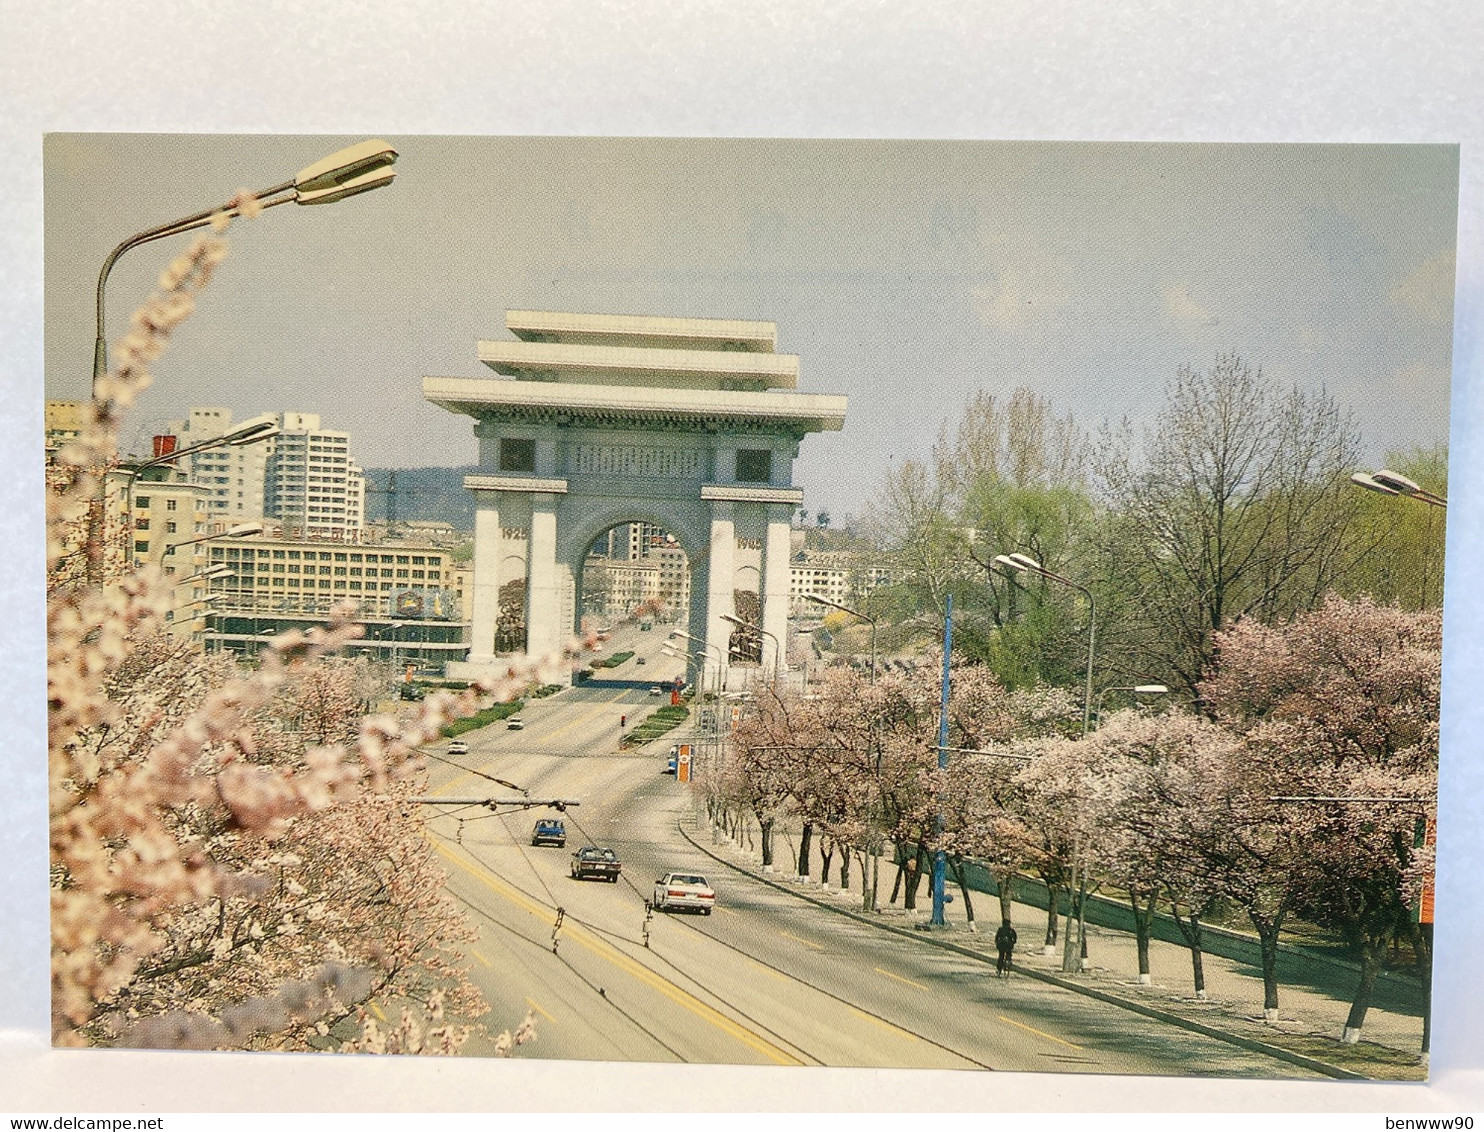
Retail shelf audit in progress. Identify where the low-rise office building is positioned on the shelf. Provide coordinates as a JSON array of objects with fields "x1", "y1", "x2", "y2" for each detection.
[{"x1": 202, "y1": 535, "x2": 467, "y2": 667}]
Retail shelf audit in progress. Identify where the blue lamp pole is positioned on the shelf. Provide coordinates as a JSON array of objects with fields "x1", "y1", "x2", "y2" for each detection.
[{"x1": 931, "y1": 593, "x2": 953, "y2": 926}]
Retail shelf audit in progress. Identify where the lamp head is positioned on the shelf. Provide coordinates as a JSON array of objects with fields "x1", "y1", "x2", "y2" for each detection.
[
  {"x1": 294, "y1": 139, "x2": 398, "y2": 202},
  {"x1": 1372, "y1": 469, "x2": 1423, "y2": 496}
]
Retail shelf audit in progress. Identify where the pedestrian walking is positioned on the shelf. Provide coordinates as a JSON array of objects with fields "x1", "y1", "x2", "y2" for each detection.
[{"x1": 995, "y1": 919, "x2": 1018, "y2": 977}]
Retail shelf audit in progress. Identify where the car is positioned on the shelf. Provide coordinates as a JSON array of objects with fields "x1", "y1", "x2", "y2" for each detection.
[
  {"x1": 531, "y1": 818, "x2": 566, "y2": 847},
  {"x1": 652, "y1": 872, "x2": 715, "y2": 914},
  {"x1": 396, "y1": 683, "x2": 425, "y2": 701},
  {"x1": 570, "y1": 846, "x2": 623, "y2": 882},
  {"x1": 649, "y1": 685, "x2": 663, "y2": 696},
  {"x1": 506, "y1": 716, "x2": 525, "y2": 730},
  {"x1": 636, "y1": 656, "x2": 647, "y2": 665},
  {"x1": 447, "y1": 739, "x2": 469, "y2": 756},
  {"x1": 663, "y1": 750, "x2": 678, "y2": 775}
]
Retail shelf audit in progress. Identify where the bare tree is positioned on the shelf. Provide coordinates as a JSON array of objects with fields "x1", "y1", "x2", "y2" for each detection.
[{"x1": 1096, "y1": 355, "x2": 1364, "y2": 702}]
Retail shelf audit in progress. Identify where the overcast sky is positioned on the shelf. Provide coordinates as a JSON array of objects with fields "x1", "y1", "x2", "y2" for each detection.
[{"x1": 45, "y1": 136, "x2": 1457, "y2": 520}]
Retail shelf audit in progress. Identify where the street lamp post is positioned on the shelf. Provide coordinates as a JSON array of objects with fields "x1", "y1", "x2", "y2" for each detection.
[
  {"x1": 996, "y1": 553, "x2": 1099, "y2": 966},
  {"x1": 1352, "y1": 469, "x2": 1447, "y2": 608},
  {"x1": 93, "y1": 140, "x2": 398, "y2": 398},
  {"x1": 85, "y1": 140, "x2": 397, "y2": 585},
  {"x1": 995, "y1": 553, "x2": 1099, "y2": 734},
  {"x1": 801, "y1": 593, "x2": 877, "y2": 683},
  {"x1": 721, "y1": 613, "x2": 783, "y2": 689},
  {"x1": 669, "y1": 628, "x2": 726, "y2": 696}
]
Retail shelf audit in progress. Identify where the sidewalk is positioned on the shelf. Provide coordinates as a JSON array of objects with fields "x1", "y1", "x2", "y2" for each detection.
[{"x1": 681, "y1": 818, "x2": 1428, "y2": 1081}]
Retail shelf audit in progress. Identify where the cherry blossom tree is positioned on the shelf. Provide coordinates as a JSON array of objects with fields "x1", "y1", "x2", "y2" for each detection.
[
  {"x1": 1204, "y1": 595, "x2": 1440, "y2": 1044},
  {"x1": 48, "y1": 208, "x2": 580, "y2": 1053}
]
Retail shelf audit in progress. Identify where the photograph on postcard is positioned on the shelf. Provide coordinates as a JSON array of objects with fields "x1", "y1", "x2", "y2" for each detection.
[{"x1": 43, "y1": 136, "x2": 1455, "y2": 1078}]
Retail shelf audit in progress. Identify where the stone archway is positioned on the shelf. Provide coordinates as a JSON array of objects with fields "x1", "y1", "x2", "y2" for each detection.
[{"x1": 425, "y1": 310, "x2": 847, "y2": 685}]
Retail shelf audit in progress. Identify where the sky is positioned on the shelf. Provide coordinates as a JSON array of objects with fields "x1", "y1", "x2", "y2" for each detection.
[{"x1": 44, "y1": 136, "x2": 1458, "y2": 522}]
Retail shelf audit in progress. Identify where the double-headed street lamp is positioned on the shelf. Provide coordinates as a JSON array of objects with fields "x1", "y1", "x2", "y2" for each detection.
[
  {"x1": 801, "y1": 593, "x2": 878, "y2": 684},
  {"x1": 995, "y1": 553, "x2": 1098, "y2": 734}
]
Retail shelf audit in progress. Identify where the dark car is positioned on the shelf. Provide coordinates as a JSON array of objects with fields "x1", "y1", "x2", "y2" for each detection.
[
  {"x1": 531, "y1": 818, "x2": 566, "y2": 847},
  {"x1": 569, "y1": 846, "x2": 623, "y2": 882}
]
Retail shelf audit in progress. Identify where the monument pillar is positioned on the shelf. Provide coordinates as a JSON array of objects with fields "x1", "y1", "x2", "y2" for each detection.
[
  {"x1": 760, "y1": 502, "x2": 793, "y2": 677},
  {"x1": 525, "y1": 493, "x2": 562, "y2": 659},
  {"x1": 468, "y1": 492, "x2": 502, "y2": 663},
  {"x1": 705, "y1": 500, "x2": 736, "y2": 689}
]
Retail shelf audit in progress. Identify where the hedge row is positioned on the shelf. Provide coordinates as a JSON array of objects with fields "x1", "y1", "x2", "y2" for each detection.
[
  {"x1": 441, "y1": 699, "x2": 525, "y2": 738},
  {"x1": 621, "y1": 704, "x2": 690, "y2": 747},
  {"x1": 594, "y1": 651, "x2": 635, "y2": 669}
]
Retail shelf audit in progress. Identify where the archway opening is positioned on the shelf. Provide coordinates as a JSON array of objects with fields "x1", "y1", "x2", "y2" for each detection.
[{"x1": 579, "y1": 521, "x2": 694, "y2": 689}]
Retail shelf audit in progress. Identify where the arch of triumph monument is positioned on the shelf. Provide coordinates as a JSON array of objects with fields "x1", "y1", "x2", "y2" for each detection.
[{"x1": 424, "y1": 311, "x2": 848, "y2": 687}]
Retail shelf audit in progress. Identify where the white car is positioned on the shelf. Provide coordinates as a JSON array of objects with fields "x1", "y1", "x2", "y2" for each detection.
[
  {"x1": 652, "y1": 872, "x2": 715, "y2": 915},
  {"x1": 506, "y1": 716, "x2": 525, "y2": 730},
  {"x1": 447, "y1": 739, "x2": 469, "y2": 756}
]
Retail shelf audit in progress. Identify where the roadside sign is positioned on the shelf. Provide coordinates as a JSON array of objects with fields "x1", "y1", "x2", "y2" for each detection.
[{"x1": 677, "y1": 744, "x2": 692, "y2": 784}]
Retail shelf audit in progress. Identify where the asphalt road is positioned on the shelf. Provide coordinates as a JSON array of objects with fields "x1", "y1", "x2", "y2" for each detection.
[{"x1": 417, "y1": 629, "x2": 1325, "y2": 1077}]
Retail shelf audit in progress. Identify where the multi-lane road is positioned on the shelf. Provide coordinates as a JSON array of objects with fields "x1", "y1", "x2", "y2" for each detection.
[{"x1": 415, "y1": 627, "x2": 1324, "y2": 1077}]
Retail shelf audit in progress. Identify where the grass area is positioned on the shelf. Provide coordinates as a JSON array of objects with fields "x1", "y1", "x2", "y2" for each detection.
[
  {"x1": 621, "y1": 704, "x2": 690, "y2": 747},
  {"x1": 441, "y1": 699, "x2": 524, "y2": 737}
]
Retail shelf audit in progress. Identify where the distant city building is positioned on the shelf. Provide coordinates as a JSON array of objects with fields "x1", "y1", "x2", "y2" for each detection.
[
  {"x1": 165, "y1": 408, "x2": 366, "y2": 538},
  {"x1": 166, "y1": 407, "x2": 277, "y2": 524},
  {"x1": 202, "y1": 534, "x2": 465, "y2": 666},
  {"x1": 789, "y1": 549, "x2": 899, "y2": 615},
  {"x1": 264, "y1": 412, "x2": 365, "y2": 539},
  {"x1": 581, "y1": 523, "x2": 690, "y2": 618},
  {"x1": 45, "y1": 400, "x2": 86, "y2": 452}
]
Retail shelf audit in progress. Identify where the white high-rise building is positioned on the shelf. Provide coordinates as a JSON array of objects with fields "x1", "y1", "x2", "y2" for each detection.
[
  {"x1": 167, "y1": 407, "x2": 276, "y2": 523},
  {"x1": 265, "y1": 412, "x2": 366, "y2": 539},
  {"x1": 168, "y1": 408, "x2": 366, "y2": 539}
]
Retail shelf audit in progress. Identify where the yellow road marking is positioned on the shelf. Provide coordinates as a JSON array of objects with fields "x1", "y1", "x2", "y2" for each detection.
[
  {"x1": 780, "y1": 930, "x2": 824, "y2": 951},
  {"x1": 998, "y1": 1014, "x2": 1082, "y2": 1050},
  {"x1": 873, "y1": 966, "x2": 930, "y2": 992},
  {"x1": 470, "y1": 948, "x2": 491, "y2": 968},
  {"x1": 712, "y1": 906, "x2": 738, "y2": 917},
  {"x1": 747, "y1": 959, "x2": 792, "y2": 983},
  {"x1": 848, "y1": 1007, "x2": 919, "y2": 1041},
  {"x1": 370, "y1": 1003, "x2": 386, "y2": 1022},
  {"x1": 525, "y1": 997, "x2": 557, "y2": 1024},
  {"x1": 436, "y1": 841, "x2": 802, "y2": 1065}
]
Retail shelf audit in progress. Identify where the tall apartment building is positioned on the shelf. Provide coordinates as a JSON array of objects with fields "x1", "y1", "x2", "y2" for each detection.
[
  {"x1": 167, "y1": 407, "x2": 277, "y2": 523},
  {"x1": 168, "y1": 407, "x2": 366, "y2": 538},
  {"x1": 265, "y1": 412, "x2": 365, "y2": 539}
]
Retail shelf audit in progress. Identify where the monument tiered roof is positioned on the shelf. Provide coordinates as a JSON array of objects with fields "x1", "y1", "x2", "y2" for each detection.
[
  {"x1": 506, "y1": 310, "x2": 777, "y2": 353},
  {"x1": 423, "y1": 376, "x2": 847, "y2": 435}
]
